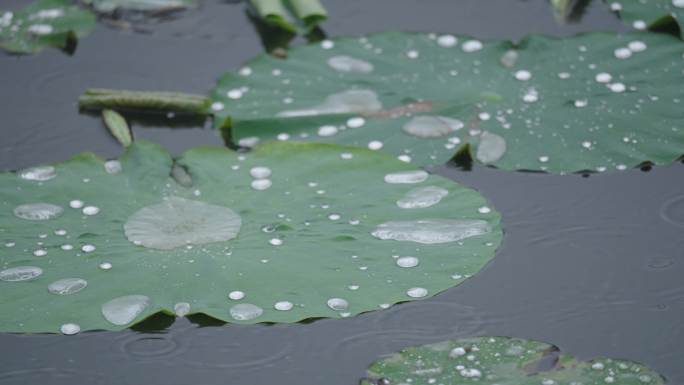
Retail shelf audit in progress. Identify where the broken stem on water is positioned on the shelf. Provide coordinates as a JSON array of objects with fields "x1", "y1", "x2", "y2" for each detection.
[{"x1": 79, "y1": 88, "x2": 211, "y2": 116}]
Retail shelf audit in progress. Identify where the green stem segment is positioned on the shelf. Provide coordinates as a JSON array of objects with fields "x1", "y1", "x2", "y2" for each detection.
[
  {"x1": 249, "y1": 0, "x2": 297, "y2": 32},
  {"x1": 288, "y1": 0, "x2": 327, "y2": 28},
  {"x1": 79, "y1": 88, "x2": 211, "y2": 115},
  {"x1": 249, "y1": 0, "x2": 327, "y2": 31}
]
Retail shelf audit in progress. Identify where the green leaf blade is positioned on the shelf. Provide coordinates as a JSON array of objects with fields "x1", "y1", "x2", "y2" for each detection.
[
  {"x1": 212, "y1": 31, "x2": 684, "y2": 174},
  {"x1": 0, "y1": 140, "x2": 501, "y2": 332},
  {"x1": 102, "y1": 109, "x2": 133, "y2": 147}
]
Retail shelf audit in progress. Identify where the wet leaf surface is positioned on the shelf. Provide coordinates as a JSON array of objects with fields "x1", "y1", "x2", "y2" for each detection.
[
  {"x1": 0, "y1": 140, "x2": 501, "y2": 332},
  {"x1": 606, "y1": 0, "x2": 684, "y2": 37},
  {"x1": 362, "y1": 336, "x2": 666, "y2": 385},
  {"x1": 212, "y1": 31, "x2": 684, "y2": 173}
]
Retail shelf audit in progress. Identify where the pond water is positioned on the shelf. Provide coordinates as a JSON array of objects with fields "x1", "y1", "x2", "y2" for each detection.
[{"x1": 1, "y1": 0, "x2": 683, "y2": 384}]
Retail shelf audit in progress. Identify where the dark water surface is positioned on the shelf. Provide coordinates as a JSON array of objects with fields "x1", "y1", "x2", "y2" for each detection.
[{"x1": 1, "y1": 1, "x2": 683, "y2": 384}]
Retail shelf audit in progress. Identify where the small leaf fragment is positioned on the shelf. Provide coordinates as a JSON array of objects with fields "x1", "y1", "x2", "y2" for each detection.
[{"x1": 102, "y1": 109, "x2": 133, "y2": 147}]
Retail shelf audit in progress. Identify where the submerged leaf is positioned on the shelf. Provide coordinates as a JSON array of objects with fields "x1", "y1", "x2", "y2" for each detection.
[
  {"x1": 606, "y1": 0, "x2": 684, "y2": 38},
  {"x1": 211, "y1": 31, "x2": 684, "y2": 173},
  {"x1": 0, "y1": 0, "x2": 96, "y2": 54},
  {"x1": 0, "y1": 141, "x2": 501, "y2": 332},
  {"x1": 362, "y1": 336, "x2": 666, "y2": 385}
]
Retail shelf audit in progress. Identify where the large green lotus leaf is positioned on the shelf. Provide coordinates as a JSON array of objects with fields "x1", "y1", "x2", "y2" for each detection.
[
  {"x1": 0, "y1": 0, "x2": 96, "y2": 54},
  {"x1": 81, "y1": 0, "x2": 196, "y2": 13},
  {"x1": 362, "y1": 336, "x2": 666, "y2": 385},
  {"x1": 607, "y1": 0, "x2": 684, "y2": 37},
  {"x1": 210, "y1": 31, "x2": 684, "y2": 173},
  {"x1": 0, "y1": 140, "x2": 501, "y2": 333}
]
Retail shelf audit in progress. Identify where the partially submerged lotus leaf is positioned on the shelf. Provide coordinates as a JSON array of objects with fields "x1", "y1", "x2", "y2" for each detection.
[
  {"x1": 606, "y1": 0, "x2": 684, "y2": 38},
  {"x1": 211, "y1": 31, "x2": 684, "y2": 173},
  {"x1": 362, "y1": 336, "x2": 666, "y2": 385},
  {"x1": 0, "y1": 0, "x2": 96, "y2": 54},
  {"x1": 0, "y1": 141, "x2": 501, "y2": 332}
]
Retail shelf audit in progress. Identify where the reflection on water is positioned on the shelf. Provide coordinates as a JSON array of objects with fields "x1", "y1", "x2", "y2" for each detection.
[{"x1": 661, "y1": 194, "x2": 684, "y2": 228}]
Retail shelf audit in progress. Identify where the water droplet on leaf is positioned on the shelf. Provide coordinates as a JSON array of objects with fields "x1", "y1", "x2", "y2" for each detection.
[
  {"x1": 230, "y1": 303, "x2": 263, "y2": 321},
  {"x1": 372, "y1": 219, "x2": 491, "y2": 244},
  {"x1": 101, "y1": 295, "x2": 150, "y2": 326},
  {"x1": 14, "y1": 203, "x2": 63, "y2": 221},
  {"x1": 60, "y1": 323, "x2": 80, "y2": 335},
  {"x1": 48, "y1": 278, "x2": 87, "y2": 295},
  {"x1": 396, "y1": 256, "x2": 419, "y2": 268},
  {"x1": 406, "y1": 287, "x2": 428, "y2": 298},
  {"x1": 124, "y1": 197, "x2": 241, "y2": 250},
  {"x1": 0, "y1": 266, "x2": 43, "y2": 282},
  {"x1": 327, "y1": 298, "x2": 349, "y2": 311},
  {"x1": 397, "y1": 186, "x2": 448, "y2": 209},
  {"x1": 384, "y1": 170, "x2": 428, "y2": 184},
  {"x1": 18, "y1": 166, "x2": 56, "y2": 181}
]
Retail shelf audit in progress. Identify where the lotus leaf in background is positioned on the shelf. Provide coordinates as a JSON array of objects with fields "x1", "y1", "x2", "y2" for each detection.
[
  {"x1": 362, "y1": 336, "x2": 666, "y2": 385},
  {"x1": 80, "y1": 0, "x2": 196, "y2": 14},
  {"x1": 0, "y1": 0, "x2": 96, "y2": 54},
  {"x1": 210, "y1": 31, "x2": 684, "y2": 173},
  {"x1": 0, "y1": 140, "x2": 501, "y2": 333},
  {"x1": 606, "y1": 0, "x2": 684, "y2": 38}
]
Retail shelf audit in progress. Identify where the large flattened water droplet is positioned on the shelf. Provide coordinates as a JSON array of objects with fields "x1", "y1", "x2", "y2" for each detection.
[
  {"x1": 402, "y1": 116, "x2": 464, "y2": 138},
  {"x1": 251, "y1": 179, "x2": 273, "y2": 190},
  {"x1": 48, "y1": 278, "x2": 88, "y2": 295},
  {"x1": 406, "y1": 287, "x2": 428, "y2": 298},
  {"x1": 327, "y1": 55, "x2": 374, "y2": 73},
  {"x1": 274, "y1": 301, "x2": 293, "y2": 311},
  {"x1": 14, "y1": 203, "x2": 63, "y2": 221},
  {"x1": 396, "y1": 256, "x2": 419, "y2": 268},
  {"x1": 18, "y1": 166, "x2": 56, "y2": 181},
  {"x1": 476, "y1": 131, "x2": 507, "y2": 164},
  {"x1": 397, "y1": 186, "x2": 448, "y2": 209},
  {"x1": 124, "y1": 196, "x2": 241, "y2": 250},
  {"x1": 327, "y1": 298, "x2": 349, "y2": 311},
  {"x1": 0, "y1": 266, "x2": 43, "y2": 282},
  {"x1": 277, "y1": 90, "x2": 382, "y2": 118},
  {"x1": 249, "y1": 166, "x2": 272, "y2": 179},
  {"x1": 371, "y1": 219, "x2": 491, "y2": 244},
  {"x1": 384, "y1": 170, "x2": 429, "y2": 184},
  {"x1": 230, "y1": 303, "x2": 263, "y2": 321},
  {"x1": 60, "y1": 323, "x2": 80, "y2": 335},
  {"x1": 101, "y1": 295, "x2": 151, "y2": 326}
]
